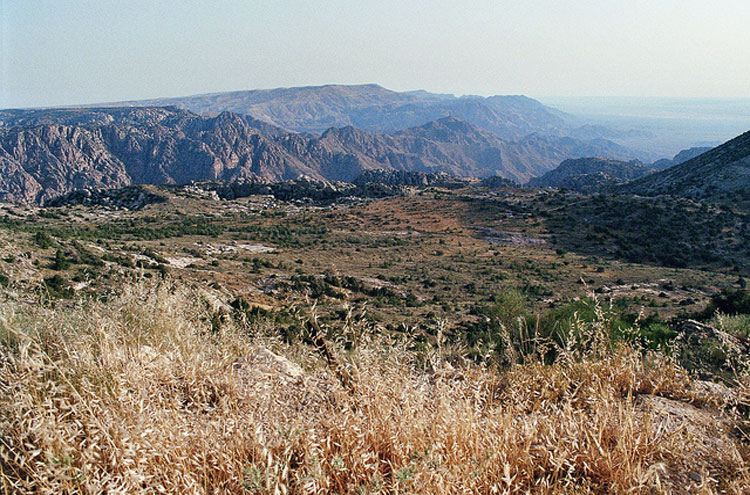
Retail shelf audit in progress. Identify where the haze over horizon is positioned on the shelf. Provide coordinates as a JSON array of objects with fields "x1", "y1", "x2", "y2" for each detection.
[{"x1": 3, "y1": 0, "x2": 750, "y2": 109}]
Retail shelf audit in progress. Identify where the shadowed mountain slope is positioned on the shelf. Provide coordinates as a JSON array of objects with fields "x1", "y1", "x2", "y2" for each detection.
[{"x1": 620, "y1": 130, "x2": 750, "y2": 204}]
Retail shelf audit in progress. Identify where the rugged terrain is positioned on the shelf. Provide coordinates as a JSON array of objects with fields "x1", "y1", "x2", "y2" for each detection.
[
  {"x1": 1, "y1": 86, "x2": 749, "y2": 494},
  {"x1": 0, "y1": 181, "x2": 747, "y2": 328},
  {"x1": 0, "y1": 107, "x2": 639, "y2": 204},
  {"x1": 622, "y1": 130, "x2": 750, "y2": 205},
  {"x1": 98, "y1": 83, "x2": 589, "y2": 139},
  {"x1": 526, "y1": 157, "x2": 653, "y2": 192},
  {"x1": 0, "y1": 182, "x2": 748, "y2": 494}
]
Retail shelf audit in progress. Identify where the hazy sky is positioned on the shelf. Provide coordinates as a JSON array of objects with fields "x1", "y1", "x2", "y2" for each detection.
[{"x1": 3, "y1": 0, "x2": 750, "y2": 108}]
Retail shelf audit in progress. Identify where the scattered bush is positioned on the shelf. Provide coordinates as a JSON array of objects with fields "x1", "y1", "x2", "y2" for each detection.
[
  {"x1": 51, "y1": 248, "x2": 71, "y2": 270},
  {"x1": 33, "y1": 231, "x2": 55, "y2": 249}
]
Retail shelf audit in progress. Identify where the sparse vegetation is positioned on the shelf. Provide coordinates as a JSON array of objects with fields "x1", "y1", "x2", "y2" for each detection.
[
  {"x1": 0, "y1": 185, "x2": 748, "y2": 493},
  {"x1": 0, "y1": 281, "x2": 747, "y2": 493}
]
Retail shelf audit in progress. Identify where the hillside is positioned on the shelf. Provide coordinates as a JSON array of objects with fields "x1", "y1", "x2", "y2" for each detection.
[
  {"x1": 527, "y1": 157, "x2": 652, "y2": 192},
  {"x1": 621, "y1": 130, "x2": 750, "y2": 204},
  {"x1": 650, "y1": 146, "x2": 713, "y2": 170},
  {"x1": 0, "y1": 107, "x2": 325, "y2": 204},
  {"x1": 0, "y1": 108, "x2": 638, "y2": 204}
]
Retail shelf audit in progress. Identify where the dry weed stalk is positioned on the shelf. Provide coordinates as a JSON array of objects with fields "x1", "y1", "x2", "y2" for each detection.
[{"x1": 0, "y1": 282, "x2": 747, "y2": 494}]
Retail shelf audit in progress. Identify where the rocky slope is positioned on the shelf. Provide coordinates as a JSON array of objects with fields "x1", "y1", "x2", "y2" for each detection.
[
  {"x1": 527, "y1": 157, "x2": 653, "y2": 193},
  {"x1": 621, "y1": 130, "x2": 750, "y2": 203},
  {"x1": 0, "y1": 107, "x2": 323, "y2": 203},
  {"x1": 0, "y1": 107, "x2": 639, "y2": 204},
  {"x1": 312, "y1": 117, "x2": 637, "y2": 182}
]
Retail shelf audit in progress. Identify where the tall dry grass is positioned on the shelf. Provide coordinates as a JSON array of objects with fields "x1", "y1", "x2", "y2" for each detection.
[{"x1": 0, "y1": 282, "x2": 748, "y2": 494}]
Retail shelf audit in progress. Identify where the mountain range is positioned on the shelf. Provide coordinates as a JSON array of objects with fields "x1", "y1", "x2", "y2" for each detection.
[
  {"x1": 100, "y1": 84, "x2": 584, "y2": 139},
  {"x1": 0, "y1": 105, "x2": 638, "y2": 204},
  {"x1": 1, "y1": 84, "x2": 746, "y2": 206}
]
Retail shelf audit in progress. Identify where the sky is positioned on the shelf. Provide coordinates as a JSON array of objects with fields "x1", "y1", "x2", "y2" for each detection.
[{"x1": 2, "y1": 0, "x2": 750, "y2": 108}]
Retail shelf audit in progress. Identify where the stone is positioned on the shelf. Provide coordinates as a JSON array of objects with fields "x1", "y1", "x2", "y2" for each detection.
[{"x1": 232, "y1": 348, "x2": 305, "y2": 385}]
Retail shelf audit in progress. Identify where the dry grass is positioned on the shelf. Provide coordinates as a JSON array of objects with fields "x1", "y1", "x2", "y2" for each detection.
[{"x1": 0, "y1": 282, "x2": 748, "y2": 494}]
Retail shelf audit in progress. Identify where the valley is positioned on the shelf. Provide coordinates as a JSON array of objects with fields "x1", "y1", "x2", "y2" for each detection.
[
  {"x1": 5, "y1": 1, "x2": 750, "y2": 490},
  {"x1": 1, "y1": 181, "x2": 745, "y2": 340},
  {"x1": 1, "y1": 87, "x2": 749, "y2": 495}
]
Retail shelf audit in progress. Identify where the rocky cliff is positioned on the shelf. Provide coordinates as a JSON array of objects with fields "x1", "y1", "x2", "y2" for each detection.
[{"x1": 0, "y1": 107, "x2": 641, "y2": 204}]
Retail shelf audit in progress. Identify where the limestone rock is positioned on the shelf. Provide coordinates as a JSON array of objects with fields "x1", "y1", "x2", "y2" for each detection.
[{"x1": 232, "y1": 348, "x2": 305, "y2": 385}]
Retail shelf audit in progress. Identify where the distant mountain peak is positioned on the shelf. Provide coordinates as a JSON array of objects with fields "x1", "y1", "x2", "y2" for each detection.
[{"x1": 62, "y1": 83, "x2": 595, "y2": 140}]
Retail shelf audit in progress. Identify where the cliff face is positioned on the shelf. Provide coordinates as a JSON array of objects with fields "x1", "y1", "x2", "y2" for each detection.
[
  {"x1": 0, "y1": 108, "x2": 319, "y2": 203},
  {"x1": 0, "y1": 107, "x2": 640, "y2": 204}
]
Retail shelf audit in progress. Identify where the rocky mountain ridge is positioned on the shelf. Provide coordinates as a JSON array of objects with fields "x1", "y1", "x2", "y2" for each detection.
[
  {"x1": 651, "y1": 146, "x2": 713, "y2": 170},
  {"x1": 0, "y1": 107, "x2": 638, "y2": 204},
  {"x1": 93, "y1": 84, "x2": 579, "y2": 139},
  {"x1": 620, "y1": 130, "x2": 750, "y2": 204},
  {"x1": 527, "y1": 157, "x2": 653, "y2": 193}
]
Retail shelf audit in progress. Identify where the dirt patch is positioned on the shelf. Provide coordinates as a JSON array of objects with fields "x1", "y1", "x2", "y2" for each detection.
[
  {"x1": 164, "y1": 256, "x2": 203, "y2": 269},
  {"x1": 472, "y1": 227, "x2": 547, "y2": 247}
]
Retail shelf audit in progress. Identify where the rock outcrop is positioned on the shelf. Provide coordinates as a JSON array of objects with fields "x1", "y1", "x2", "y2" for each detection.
[
  {"x1": 45, "y1": 185, "x2": 168, "y2": 209},
  {"x1": 185, "y1": 176, "x2": 404, "y2": 203},
  {"x1": 637, "y1": 394, "x2": 744, "y2": 493},
  {"x1": 232, "y1": 348, "x2": 306, "y2": 386},
  {"x1": 527, "y1": 157, "x2": 653, "y2": 193},
  {"x1": 352, "y1": 169, "x2": 474, "y2": 188}
]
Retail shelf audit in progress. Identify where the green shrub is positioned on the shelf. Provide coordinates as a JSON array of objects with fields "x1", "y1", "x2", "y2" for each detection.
[
  {"x1": 51, "y1": 249, "x2": 71, "y2": 271},
  {"x1": 42, "y1": 274, "x2": 72, "y2": 298},
  {"x1": 34, "y1": 231, "x2": 55, "y2": 249},
  {"x1": 695, "y1": 289, "x2": 750, "y2": 320}
]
